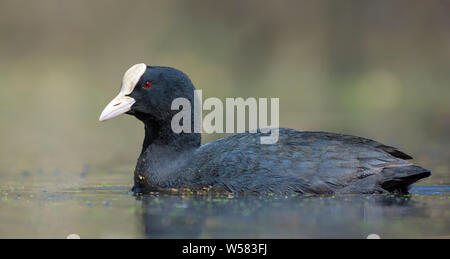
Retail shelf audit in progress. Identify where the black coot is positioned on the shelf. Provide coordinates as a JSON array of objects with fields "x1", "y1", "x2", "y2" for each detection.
[{"x1": 99, "y1": 64, "x2": 431, "y2": 194}]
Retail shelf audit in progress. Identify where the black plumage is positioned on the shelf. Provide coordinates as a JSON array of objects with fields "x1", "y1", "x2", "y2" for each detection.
[{"x1": 102, "y1": 65, "x2": 431, "y2": 195}]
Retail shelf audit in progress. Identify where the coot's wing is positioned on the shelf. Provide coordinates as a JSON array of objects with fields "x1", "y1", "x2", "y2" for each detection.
[
  {"x1": 184, "y1": 128, "x2": 419, "y2": 194},
  {"x1": 336, "y1": 133, "x2": 413, "y2": 160}
]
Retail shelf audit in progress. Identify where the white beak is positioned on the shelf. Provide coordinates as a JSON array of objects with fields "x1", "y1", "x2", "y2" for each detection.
[
  {"x1": 99, "y1": 63, "x2": 147, "y2": 121},
  {"x1": 99, "y1": 94, "x2": 136, "y2": 121}
]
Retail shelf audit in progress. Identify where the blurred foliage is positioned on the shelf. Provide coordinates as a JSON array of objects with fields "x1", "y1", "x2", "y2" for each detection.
[{"x1": 0, "y1": 0, "x2": 449, "y2": 184}]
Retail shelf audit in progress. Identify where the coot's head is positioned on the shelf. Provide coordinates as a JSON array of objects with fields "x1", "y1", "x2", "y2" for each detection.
[{"x1": 99, "y1": 63, "x2": 196, "y2": 123}]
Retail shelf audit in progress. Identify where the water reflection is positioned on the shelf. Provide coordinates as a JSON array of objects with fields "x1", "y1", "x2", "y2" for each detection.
[
  {"x1": 137, "y1": 192, "x2": 449, "y2": 238},
  {"x1": 0, "y1": 183, "x2": 449, "y2": 238}
]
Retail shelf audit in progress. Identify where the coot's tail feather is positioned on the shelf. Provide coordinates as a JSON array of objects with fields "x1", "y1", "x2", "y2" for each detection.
[{"x1": 380, "y1": 165, "x2": 431, "y2": 193}]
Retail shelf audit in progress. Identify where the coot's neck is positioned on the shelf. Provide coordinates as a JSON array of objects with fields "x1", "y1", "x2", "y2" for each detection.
[
  {"x1": 133, "y1": 115, "x2": 201, "y2": 191},
  {"x1": 141, "y1": 117, "x2": 201, "y2": 154}
]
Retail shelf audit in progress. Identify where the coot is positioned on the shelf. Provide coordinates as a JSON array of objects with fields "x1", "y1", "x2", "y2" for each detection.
[{"x1": 99, "y1": 64, "x2": 431, "y2": 194}]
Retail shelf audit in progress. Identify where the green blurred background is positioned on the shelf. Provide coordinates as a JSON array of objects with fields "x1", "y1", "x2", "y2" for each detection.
[{"x1": 0, "y1": 0, "x2": 449, "y2": 185}]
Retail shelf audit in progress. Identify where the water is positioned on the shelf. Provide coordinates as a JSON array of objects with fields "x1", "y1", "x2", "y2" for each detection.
[{"x1": 1, "y1": 168, "x2": 449, "y2": 238}]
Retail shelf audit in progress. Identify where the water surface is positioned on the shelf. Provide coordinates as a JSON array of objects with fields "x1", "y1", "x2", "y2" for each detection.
[{"x1": 1, "y1": 168, "x2": 449, "y2": 238}]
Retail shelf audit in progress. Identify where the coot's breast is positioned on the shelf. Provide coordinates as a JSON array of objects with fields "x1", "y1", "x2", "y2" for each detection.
[{"x1": 178, "y1": 128, "x2": 415, "y2": 194}]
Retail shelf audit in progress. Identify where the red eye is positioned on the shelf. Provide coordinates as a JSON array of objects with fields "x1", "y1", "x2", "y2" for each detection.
[{"x1": 144, "y1": 81, "x2": 152, "y2": 88}]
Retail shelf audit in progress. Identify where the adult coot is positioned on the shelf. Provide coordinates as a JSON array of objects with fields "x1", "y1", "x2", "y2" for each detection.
[{"x1": 99, "y1": 64, "x2": 431, "y2": 194}]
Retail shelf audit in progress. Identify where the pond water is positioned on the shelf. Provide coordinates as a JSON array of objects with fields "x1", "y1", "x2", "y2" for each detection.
[{"x1": 1, "y1": 166, "x2": 449, "y2": 238}]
